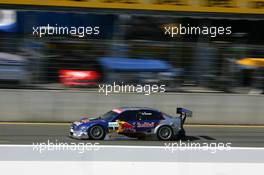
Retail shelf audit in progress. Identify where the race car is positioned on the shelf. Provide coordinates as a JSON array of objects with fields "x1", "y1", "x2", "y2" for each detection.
[{"x1": 69, "y1": 107, "x2": 192, "y2": 141}]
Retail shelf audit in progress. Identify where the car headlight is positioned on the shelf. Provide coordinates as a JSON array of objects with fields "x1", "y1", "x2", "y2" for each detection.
[{"x1": 79, "y1": 126, "x2": 87, "y2": 131}]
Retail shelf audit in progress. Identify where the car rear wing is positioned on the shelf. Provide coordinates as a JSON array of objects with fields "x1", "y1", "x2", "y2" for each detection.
[
  {"x1": 177, "y1": 107, "x2": 192, "y2": 125},
  {"x1": 177, "y1": 108, "x2": 192, "y2": 117}
]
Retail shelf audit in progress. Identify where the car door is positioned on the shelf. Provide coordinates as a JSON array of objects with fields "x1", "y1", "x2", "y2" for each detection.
[
  {"x1": 114, "y1": 110, "x2": 137, "y2": 133},
  {"x1": 135, "y1": 110, "x2": 163, "y2": 132}
]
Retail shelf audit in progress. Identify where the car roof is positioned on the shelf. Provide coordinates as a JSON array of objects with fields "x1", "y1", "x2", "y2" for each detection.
[{"x1": 112, "y1": 107, "x2": 160, "y2": 114}]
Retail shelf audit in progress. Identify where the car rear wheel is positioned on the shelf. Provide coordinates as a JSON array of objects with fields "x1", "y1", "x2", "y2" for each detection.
[
  {"x1": 157, "y1": 126, "x2": 173, "y2": 141},
  {"x1": 88, "y1": 125, "x2": 106, "y2": 140}
]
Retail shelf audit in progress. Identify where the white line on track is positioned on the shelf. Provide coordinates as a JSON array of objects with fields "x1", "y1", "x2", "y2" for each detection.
[{"x1": 0, "y1": 144, "x2": 264, "y2": 150}]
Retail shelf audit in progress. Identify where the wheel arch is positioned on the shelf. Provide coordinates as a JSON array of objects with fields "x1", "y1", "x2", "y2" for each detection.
[
  {"x1": 154, "y1": 124, "x2": 175, "y2": 135},
  {"x1": 87, "y1": 123, "x2": 108, "y2": 133}
]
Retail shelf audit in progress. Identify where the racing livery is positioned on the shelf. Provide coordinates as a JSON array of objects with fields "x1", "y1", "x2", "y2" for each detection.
[{"x1": 69, "y1": 107, "x2": 192, "y2": 141}]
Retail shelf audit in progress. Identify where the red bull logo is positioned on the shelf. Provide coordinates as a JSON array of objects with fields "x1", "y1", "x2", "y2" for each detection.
[{"x1": 117, "y1": 121, "x2": 135, "y2": 133}]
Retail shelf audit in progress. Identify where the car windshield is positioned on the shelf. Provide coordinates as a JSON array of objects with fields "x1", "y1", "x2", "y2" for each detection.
[{"x1": 98, "y1": 111, "x2": 119, "y2": 121}]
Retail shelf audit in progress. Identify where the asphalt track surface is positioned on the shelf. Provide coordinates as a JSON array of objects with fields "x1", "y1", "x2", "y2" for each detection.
[{"x1": 0, "y1": 123, "x2": 264, "y2": 147}]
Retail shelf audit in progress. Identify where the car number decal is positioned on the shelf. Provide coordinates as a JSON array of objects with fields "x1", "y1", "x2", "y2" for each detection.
[{"x1": 108, "y1": 122, "x2": 119, "y2": 128}]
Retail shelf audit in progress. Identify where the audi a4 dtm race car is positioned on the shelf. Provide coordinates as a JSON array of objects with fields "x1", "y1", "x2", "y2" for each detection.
[{"x1": 69, "y1": 107, "x2": 192, "y2": 141}]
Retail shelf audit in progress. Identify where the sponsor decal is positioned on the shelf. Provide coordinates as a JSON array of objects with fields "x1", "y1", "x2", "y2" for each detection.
[
  {"x1": 108, "y1": 121, "x2": 119, "y2": 128},
  {"x1": 118, "y1": 121, "x2": 136, "y2": 132},
  {"x1": 141, "y1": 112, "x2": 152, "y2": 115},
  {"x1": 137, "y1": 122, "x2": 155, "y2": 128}
]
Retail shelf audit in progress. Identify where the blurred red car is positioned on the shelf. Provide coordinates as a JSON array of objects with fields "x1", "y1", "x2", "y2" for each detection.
[{"x1": 59, "y1": 69, "x2": 100, "y2": 87}]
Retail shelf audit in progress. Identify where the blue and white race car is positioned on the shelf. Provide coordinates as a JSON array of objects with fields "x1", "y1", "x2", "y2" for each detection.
[{"x1": 69, "y1": 107, "x2": 192, "y2": 141}]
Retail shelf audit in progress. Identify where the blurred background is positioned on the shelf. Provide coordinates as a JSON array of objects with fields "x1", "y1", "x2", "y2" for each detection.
[
  {"x1": 0, "y1": 1, "x2": 263, "y2": 124},
  {"x1": 0, "y1": 8, "x2": 263, "y2": 94}
]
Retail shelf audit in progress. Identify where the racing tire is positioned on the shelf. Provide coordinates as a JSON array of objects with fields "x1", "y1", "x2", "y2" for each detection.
[
  {"x1": 157, "y1": 126, "x2": 173, "y2": 141},
  {"x1": 88, "y1": 125, "x2": 106, "y2": 140}
]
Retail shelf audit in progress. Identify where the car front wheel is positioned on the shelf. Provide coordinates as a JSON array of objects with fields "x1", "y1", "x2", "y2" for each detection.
[{"x1": 88, "y1": 125, "x2": 106, "y2": 140}]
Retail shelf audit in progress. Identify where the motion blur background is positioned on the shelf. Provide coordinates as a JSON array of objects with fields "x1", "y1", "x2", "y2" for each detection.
[
  {"x1": 0, "y1": 0, "x2": 263, "y2": 123},
  {"x1": 0, "y1": 4, "x2": 263, "y2": 93}
]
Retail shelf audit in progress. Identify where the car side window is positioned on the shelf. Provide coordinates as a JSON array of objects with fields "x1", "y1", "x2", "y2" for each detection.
[
  {"x1": 115, "y1": 111, "x2": 137, "y2": 121},
  {"x1": 137, "y1": 110, "x2": 164, "y2": 121}
]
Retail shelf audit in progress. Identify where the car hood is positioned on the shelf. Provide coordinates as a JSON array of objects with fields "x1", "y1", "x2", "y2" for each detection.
[{"x1": 73, "y1": 117, "x2": 107, "y2": 127}]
